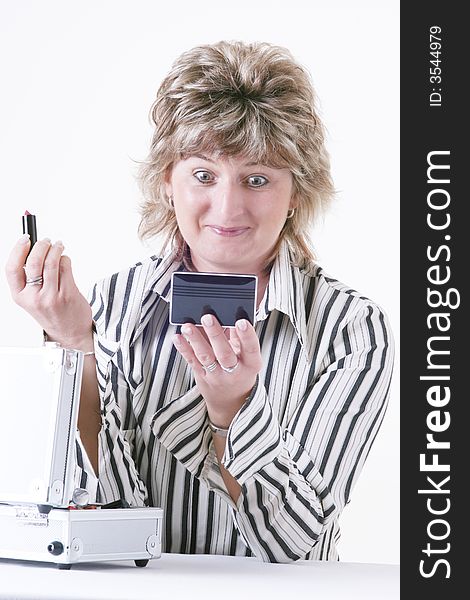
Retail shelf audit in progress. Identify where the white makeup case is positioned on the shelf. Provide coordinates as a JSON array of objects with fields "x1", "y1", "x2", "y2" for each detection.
[{"x1": 0, "y1": 344, "x2": 162, "y2": 569}]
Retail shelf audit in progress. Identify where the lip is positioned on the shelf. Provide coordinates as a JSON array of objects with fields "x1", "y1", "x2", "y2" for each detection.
[{"x1": 207, "y1": 225, "x2": 250, "y2": 237}]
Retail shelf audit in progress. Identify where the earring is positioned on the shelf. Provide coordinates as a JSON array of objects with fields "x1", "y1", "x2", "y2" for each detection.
[
  {"x1": 286, "y1": 208, "x2": 295, "y2": 219},
  {"x1": 168, "y1": 195, "x2": 174, "y2": 209}
]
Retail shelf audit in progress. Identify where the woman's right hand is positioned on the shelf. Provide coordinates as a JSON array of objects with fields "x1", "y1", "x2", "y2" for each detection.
[{"x1": 5, "y1": 234, "x2": 94, "y2": 350}]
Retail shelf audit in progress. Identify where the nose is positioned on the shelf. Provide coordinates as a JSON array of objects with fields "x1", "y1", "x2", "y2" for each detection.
[{"x1": 216, "y1": 180, "x2": 246, "y2": 220}]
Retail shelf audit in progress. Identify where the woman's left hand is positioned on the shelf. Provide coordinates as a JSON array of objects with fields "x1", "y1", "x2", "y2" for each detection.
[{"x1": 173, "y1": 315, "x2": 262, "y2": 427}]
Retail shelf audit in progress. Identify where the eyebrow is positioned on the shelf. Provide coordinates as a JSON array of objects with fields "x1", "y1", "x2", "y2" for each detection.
[{"x1": 192, "y1": 153, "x2": 263, "y2": 168}]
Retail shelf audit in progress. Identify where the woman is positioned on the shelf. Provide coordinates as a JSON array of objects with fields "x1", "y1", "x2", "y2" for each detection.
[{"x1": 5, "y1": 41, "x2": 394, "y2": 562}]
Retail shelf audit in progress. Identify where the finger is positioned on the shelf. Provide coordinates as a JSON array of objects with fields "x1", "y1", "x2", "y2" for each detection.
[
  {"x1": 58, "y1": 255, "x2": 78, "y2": 294},
  {"x1": 173, "y1": 334, "x2": 206, "y2": 378},
  {"x1": 235, "y1": 319, "x2": 262, "y2": 367},
  {"x1": 42, "y1": 240, "x2": 64, "y2": 294},
  {"x1": 228, "y1": 326, "x2": 241, "y2": 354},
  {"x1": 200, "y1": 314, "x2": 238, "y2": 370},
  {"x1": 180, "y1": 322, "x2": 220, "y2": 370},
  {"x1": 24, "y1": 238, "x2": 52, "y2": 280},
  {"x1": 4, "y1": 234, "x2": 31, "y2": 295},
  {"x1": 196, "y1": 325, "x2": 228, "y2": 344}
]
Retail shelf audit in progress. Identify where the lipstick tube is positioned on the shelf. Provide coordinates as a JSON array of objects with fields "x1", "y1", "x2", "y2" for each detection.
[{"x1": 22, "y1": 211, "x2": 37, "y2": 258}]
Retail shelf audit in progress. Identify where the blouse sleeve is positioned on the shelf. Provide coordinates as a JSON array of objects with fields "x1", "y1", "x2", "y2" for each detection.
[
  {"x1": 151, "y1": 301, "x2": 394, "y2": 562},
  {"x1": 73, "y1": 277, "x2": 148, "y2": 507}
]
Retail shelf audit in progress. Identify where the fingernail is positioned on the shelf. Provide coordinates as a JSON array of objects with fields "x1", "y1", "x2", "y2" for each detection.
[
  {"x1": 201, "y1": 314, "x2": 214, "y2": 327},
  {"x1": 236, "y1": 319, "x2": 248, "y2": 331},
  {"x1": 173, "y1": 335, "x2": 182, "y2": 348},
  {"x1": 42, "y1": 237, "x2": 51, "y2": 244},
  {"x1": 18, "y1": 233, "x2": 30, "y2": 245},
  {"x1": 181, "y1": 325, "x2": 192, "y2": 336},
  {"x1": 54, "y1": 240, "x2": 64, "y2": 249}
]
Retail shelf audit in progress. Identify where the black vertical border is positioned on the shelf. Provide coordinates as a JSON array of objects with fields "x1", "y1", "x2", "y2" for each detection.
[{"x1": 401, "y1": 2, "x2": 465, "y2": 597}]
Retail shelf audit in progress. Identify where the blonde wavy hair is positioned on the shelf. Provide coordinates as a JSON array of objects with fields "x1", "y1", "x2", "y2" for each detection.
[{"x1": 137, "y1": 40, "x2": 335, "y2": 270}]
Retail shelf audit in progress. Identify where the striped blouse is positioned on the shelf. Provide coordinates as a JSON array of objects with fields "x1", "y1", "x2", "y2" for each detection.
[{"x1": 75, "y1": 239, "x2": 394, "y2": 563}]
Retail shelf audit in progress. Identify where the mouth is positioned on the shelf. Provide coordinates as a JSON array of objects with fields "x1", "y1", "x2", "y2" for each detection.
[{"x1": 206, "y1": 225, "x2": 250, "y2": 237}]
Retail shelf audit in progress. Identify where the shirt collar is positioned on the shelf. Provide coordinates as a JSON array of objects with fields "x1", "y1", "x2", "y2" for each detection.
[
  {"x1": 145, "y1": 249, "x2": 186, "y2": 303},
  {"x1": 256, "y1": 239, "x2": 311, "y2": 360},
  {"x1": 139, "y1": 239, "x2": 312, "y2": 360}
]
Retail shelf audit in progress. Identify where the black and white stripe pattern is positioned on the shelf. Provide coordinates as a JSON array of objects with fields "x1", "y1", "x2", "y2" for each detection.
[{"x1": 75, "y1": 240, "x2": 394, "y2": 562}]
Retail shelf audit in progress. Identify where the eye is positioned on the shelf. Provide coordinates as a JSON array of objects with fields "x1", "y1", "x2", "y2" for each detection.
[
  {"x1": 193, "y1": 170, "x2": 214, "y2": 183},
  {"x1": 246, "y1": 175, "x2": 268, "y2": 188}
]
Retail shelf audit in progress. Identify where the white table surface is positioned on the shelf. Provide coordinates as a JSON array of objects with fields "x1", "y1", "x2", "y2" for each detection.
[{"x1": 0, "y1": 553, "x2": 399, "y2": 600}]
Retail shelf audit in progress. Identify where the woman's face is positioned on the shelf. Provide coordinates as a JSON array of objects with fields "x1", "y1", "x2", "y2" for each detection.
[{"x1": 166, "y1": 153, "x2": 295, "y2": 277}]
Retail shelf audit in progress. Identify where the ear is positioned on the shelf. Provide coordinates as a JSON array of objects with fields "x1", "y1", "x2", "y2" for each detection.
[
  {"x1": 289, "y1": 192, "x2": 300, "y2": 210},
  {"x1": 163, "y1": 165, "x2": 174, "y2": 198}
]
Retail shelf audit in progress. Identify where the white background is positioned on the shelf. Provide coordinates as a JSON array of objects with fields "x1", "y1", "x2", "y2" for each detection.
[{"x1": 0, "y1": 1, "x2": 399, "y2": 564}]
